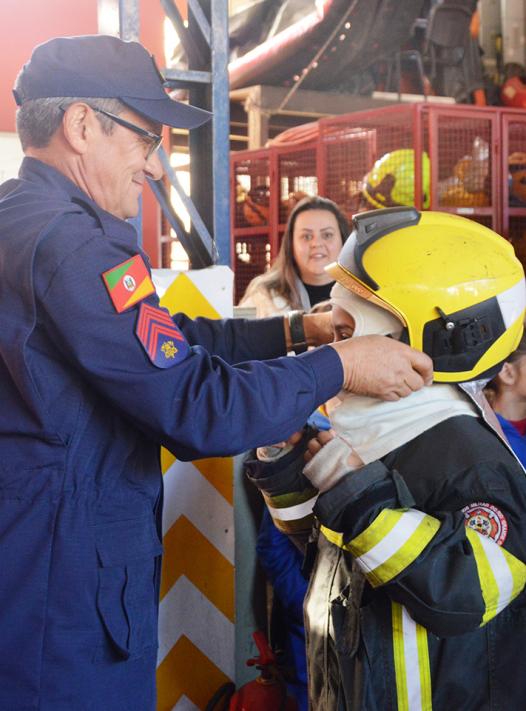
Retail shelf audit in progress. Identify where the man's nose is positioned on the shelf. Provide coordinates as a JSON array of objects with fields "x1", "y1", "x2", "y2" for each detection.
[{"x1": 146, "y1": 151, "x2": 164, "y2": 181}]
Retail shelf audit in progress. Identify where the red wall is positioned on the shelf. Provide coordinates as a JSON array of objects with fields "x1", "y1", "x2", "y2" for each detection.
[
  {"x1": 0, "y1": 0, "x2": 98, "y2": 132},
  {"x1": 0, "y1": 0, "x2": 166, "y2": 266}
]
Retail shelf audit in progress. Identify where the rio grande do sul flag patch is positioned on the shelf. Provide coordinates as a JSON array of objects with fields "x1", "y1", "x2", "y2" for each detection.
[
  {"x1": 102, "y1": 254, "x2": 155, "y2": 313},
  {"x1": 135, "y1": 302, "x2": 189, "y2": 368}
]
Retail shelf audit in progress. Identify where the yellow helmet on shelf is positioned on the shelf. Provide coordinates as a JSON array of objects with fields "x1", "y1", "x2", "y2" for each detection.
[
  {"x1": 326, "y1": 207, "x2": 526, "y2": 383},
  {"x1": 362, "y1": 149, "x2": 430, "y2": 210}
]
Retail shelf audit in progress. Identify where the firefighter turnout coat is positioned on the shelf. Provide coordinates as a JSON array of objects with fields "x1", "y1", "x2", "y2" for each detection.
[{"x1": 247, "y1": 411, "x2": 526, "y2": 711}]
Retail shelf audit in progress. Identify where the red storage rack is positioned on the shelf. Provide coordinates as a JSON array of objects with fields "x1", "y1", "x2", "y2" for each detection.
[
  {"x1": 231, "y1": 142, "x2": 318, "y2": 303},
  {"x1": 276, "y1": 143, "x2": 318, "y2": 228},
  {"x1": 427, "y1": 105, "x2": 498, "y2": 231},
  {"x1": 501, "y1": 110, "x2": 526, "y2": 268},
  {"x1": 318, "y1": 105, "x2": 422, "y2": 214},
  {"x1": 230, "y1": 104, "x2": 526, "y2": 302},
  {"x1": 230, "y1": 148, "x2": 272, "y2": 303},
  {"x1": 319, "y1": 104, "x2": 499, "y2": 228}
]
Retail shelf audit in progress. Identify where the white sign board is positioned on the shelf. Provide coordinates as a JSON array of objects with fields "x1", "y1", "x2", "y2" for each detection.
[{"x1": 0, "y1": 132, "x2": 24, "y2": 183}]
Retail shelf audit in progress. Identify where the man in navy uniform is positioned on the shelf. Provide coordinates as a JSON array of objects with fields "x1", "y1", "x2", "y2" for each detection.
[{"x1": 0, "y1": 35, "x2": 432, "y2": 710}]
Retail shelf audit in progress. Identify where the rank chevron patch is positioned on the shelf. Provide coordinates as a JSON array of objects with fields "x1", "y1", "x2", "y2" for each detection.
[{"x1": 135, "y1": 302, "x2": 189, "y2": 368}]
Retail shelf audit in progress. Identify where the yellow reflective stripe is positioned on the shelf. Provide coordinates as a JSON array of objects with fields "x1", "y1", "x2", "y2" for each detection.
[
  {"x1": 271, "y1": 514, "x2": 314, "y2": 535},
  {"x1": 505, "y1": 547, "x2": 526, "y2": 600},
  {"x1": 319, "y1": 525, "x2": 345, "y2": 548},
  {"x1": 416, "y1": 617, "x2": 432, "y2": 711},
  {"x1": 265, "y1": 487, "x2": 318, "y2": 509},
  {"x1": 320, "y1": 509, "x2": 441, "y2": 588},
  {"x1": 466, "y1": 528, "x2": 526, "y2": 625},
  {"x1": 350, "y1": 507, "x2": 405, "y2": 552},
  {"x1": 392, "y1": 603, "x2": 409, "y2": 711},
  {"x1": 265, "y1": 493, "x2": 318, "y2": 522},
  {"x1": 353, "y1": 511, "x2": 440, "y2": 587},
  {"x1": 369, "y1": 513, "x2": 439, "y2": 587},
  {"x1": 392, "y1": 603, "x2": 433, "y2": 711},
  {"x1": 465, "y1": 528, "x2": 499, "y2": 624},
  {"x1": 320, "y1": 510, "x2": 402, "y2": 554}
]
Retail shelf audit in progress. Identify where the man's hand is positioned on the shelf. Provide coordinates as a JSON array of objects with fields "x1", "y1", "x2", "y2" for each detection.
[{"x1": 330, "y1": 335, "x2": 433, "y2": 401}]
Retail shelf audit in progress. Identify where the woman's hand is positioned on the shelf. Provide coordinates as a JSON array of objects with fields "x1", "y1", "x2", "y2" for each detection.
[
  {"x1": 304, "y1": 428, "x2": 335, "y2": 463},
  {"x1": 303, "y1": 311, "x2": 334, "y2": 346}
]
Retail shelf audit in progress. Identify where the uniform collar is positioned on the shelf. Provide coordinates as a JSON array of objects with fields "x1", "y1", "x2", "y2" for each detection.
[{"x1": 18, "y1": 156, "x2": 137, "y2": 240}]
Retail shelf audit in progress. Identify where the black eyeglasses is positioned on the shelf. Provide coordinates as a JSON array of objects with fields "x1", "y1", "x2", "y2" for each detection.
[{"x1": 92, "y1": 108, "x2": 162, "y2": 159}]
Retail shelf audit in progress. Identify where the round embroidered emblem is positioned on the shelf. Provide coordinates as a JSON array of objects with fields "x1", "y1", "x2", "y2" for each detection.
[
  {"x1": 462, "y1": 502, "x2": 508, "y2": 545},
  {"x1": 123, "y1": 274, "x2": 136, "y2": 292}
]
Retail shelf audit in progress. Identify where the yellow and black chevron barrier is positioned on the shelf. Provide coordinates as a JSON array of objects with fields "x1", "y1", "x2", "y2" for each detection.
[{"x1": 153, "y1": 268, "x2": 235, "y2": 711}]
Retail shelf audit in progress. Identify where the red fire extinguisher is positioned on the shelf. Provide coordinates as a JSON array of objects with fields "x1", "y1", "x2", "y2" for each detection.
[
  {"x1": 205, "y1": 631, "x2": 298, "y2": 711},
  {"x1": 230, "y1": 630, "x2": 298, "y2": 711}
]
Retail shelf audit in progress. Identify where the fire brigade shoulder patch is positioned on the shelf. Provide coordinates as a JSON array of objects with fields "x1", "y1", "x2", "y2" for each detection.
[
  {"x1": 135, "y1": 302, "x2": 189, "y2": 368},
  {"x1": 462, "y1": 502, "x2": 508, "y2": 545},
  {"x1": 102, "y1": 254, "x2": 155, "y2": 313}
]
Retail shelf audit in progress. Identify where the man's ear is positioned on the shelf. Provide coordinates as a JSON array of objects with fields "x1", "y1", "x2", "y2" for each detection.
[
  {"x1": 60, "y1": 103, "x2": 96, "y2": 155},
  {"x1": 498, "y1": 361, "x2": 517, "y2": 386}
]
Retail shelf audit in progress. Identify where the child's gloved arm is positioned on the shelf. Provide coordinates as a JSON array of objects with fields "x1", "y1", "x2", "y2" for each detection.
[{"x1": 245, "y1": 426, "x2": 319, "y2": 548}]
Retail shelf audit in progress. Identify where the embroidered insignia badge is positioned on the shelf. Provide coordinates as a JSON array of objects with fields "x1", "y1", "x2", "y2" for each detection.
[
  {"x1": 102, "y1": 254, "x2": 155, "y2": 313},
  {"x1": 462, "y1": 502, "x2": 508, "y2": 545},
  {"x1": 135, "y1": 302, "x2": 189, "y2": 368}
]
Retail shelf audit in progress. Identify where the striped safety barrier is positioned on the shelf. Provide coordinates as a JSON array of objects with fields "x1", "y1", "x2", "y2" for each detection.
[{"x1": 153, "y1": 267, "x2": 235, "y2": 711}]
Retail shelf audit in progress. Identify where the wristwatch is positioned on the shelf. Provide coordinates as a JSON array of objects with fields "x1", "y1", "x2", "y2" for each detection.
[{"x1": 288, "y1": 310, "x2": 308, "y2": 354}]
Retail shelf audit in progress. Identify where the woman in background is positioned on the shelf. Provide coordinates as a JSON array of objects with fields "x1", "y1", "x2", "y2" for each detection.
[{"x1": 239, "y1": 196, "x2": 349, "y2": 317}]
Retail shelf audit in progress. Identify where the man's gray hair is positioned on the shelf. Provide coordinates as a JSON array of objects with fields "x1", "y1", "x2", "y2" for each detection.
[{"x1": 16, "y1": 97, "x2": 126, "y2": 150}]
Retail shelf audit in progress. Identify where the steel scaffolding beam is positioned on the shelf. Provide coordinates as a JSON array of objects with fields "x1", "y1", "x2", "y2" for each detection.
[{"x1": 118, "y1": 0, "x2": 231, "y2": 267}]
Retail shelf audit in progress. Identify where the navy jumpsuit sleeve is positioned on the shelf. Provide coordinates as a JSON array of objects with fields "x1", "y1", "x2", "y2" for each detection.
[
  {"x1": 173, "y1": 311, "x2": 288, "y2": 364},
  {"x1": 34, "y1": 218, "x2": 343, "y2": 461}
]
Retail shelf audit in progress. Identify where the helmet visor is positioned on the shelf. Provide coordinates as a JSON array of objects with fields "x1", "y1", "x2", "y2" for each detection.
[{"x1": 326, "y1": 260, "x2": 405, "y2": 322}]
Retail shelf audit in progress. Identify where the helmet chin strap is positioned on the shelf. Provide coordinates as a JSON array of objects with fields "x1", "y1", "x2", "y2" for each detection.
[{"x1": 399, "y1": 328, "x2": 410, "y2": 345}]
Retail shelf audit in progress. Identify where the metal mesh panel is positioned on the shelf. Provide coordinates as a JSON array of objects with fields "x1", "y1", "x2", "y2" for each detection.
[
  {"x1": 276, "y1": 146, "x2": 318, "y2": 226},
  {"x1": 322, "y1": 128, "x2": 376, "y2": 215},
  {"x1": 509, "y1": 216, "x2": 526, "y2": 273},
  {"x1": 320, "y1": 107, "x2": 421, "y2": 217},
  {"x1": 507, "y1": 121, "x2": 526, "y2": 208},
  {"x1": 233, "y1": 154, "x2": 271, "y2": 229},
  {"x1": 233, "y1": 234, "x2": 272, "y2": 304},
  {"x1": 231, "y1": 106, "x2": 512, "y2": 303},
  {"x1": 435, "y1": 114, "x2": 493, "y2": 209}
]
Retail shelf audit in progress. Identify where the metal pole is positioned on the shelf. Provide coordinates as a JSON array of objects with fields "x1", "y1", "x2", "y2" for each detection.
[
  {"x1": 118, "y1": 0, "x2": 143, "y2": 243},
  {"x1": 211, "y1": 0, "x2": 231, "y2": 266}
]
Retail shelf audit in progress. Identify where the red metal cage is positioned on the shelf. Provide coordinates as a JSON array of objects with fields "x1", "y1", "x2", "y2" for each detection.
[{"x1": 231, "y1": 104, "x2": 526, "y2": 303}]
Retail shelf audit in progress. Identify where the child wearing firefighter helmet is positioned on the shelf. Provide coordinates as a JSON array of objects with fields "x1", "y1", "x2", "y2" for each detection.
[
  {"x1": 484, "y1": 332, "x2": 526, "y2": 469},
  {"x1": 247, "y1": 207, "x2": 526, "y2": 711}
]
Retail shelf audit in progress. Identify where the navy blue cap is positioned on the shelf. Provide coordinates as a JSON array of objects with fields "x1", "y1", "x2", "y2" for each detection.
[{"x1": 13, "y1": 34, "x2": 211, "y2": 129}]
